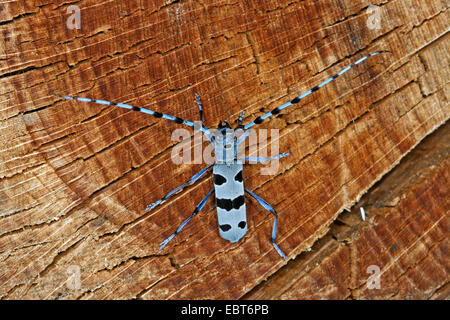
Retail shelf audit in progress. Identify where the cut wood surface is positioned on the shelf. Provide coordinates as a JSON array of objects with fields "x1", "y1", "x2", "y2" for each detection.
[
  {"x1": 244, "y1": 122, "x2": 449, "y2": 299},
  {"x1": 0, "y1": 0, "x2": 448, "y2": 299}
]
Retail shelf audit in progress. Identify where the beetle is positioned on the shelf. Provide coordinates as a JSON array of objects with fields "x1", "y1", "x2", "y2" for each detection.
[{"x1": 54, "y1": 50, "x2": 389, "y2": 259}]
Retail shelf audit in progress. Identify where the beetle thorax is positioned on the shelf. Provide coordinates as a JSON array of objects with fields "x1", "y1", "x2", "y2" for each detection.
[{"x1": 214, "y1": 128, "x2": 236, "y2": 164}]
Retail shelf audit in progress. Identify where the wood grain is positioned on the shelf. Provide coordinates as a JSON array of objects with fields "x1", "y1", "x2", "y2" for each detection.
[
  {"x1": 0, "y1": 0, "x2": 448, "y2": 299},
  {"x1": 244, "y1": 122, "x2": 449, "y2": 299}
]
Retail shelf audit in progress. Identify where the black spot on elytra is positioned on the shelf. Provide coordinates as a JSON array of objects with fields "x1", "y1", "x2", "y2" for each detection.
[
  {"x1": 132, "y1": 106, "x2": 141, "y2": 111},
  {"x1": 216, "y1": 195, "x2": 245, "y2": 211},
  {"x1": 234, "y1": 170, "x2": 243, "y2": 183},
  {"x1": 216, "y1": 198, "x2": 232, "y2": 211},
  {"x1": 311, "y1": 86, "x2": 319, "y2": 92},
  {"x1": 238, "y1": 221, "x2": 246, "y2": 229},
  {"x1": 153, "y1": 112, "x2": 163, "y2": 118},
  {"x1": 214, "y1": 174, "x2": 227, "y2": 186},
  {"x1": 233, "y1": 195, "x2": 245, "y2": 209},
  {"x1": 220, "y1": 224, "x2": 231, "y2": 232},
  {"x1": 174, "y1": 117, "x2": 184, "y2": 124}
]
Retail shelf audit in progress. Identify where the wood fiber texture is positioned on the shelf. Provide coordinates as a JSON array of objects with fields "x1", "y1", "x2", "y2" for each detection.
[
  {"x1": 244, "y1": 122, "x2": 449, "y2": 299},
  {"x1": 0, "y1": 0, "x2": 448, "y2": 299}
]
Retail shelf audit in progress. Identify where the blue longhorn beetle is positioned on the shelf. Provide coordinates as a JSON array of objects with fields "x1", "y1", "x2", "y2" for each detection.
[{"x1": 55, "y1": 51, "x2": 389, "y2": 259}]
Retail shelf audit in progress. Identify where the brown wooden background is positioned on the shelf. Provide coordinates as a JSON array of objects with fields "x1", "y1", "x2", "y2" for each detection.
[{"x1": 0, "y1": 0, "x2": 448, "y2": 299}]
